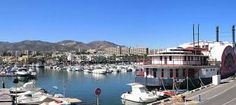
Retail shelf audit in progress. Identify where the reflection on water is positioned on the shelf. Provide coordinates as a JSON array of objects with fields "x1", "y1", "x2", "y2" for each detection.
[{"x1": 91, "y1": 74, "x2": 106, "y2": 80}]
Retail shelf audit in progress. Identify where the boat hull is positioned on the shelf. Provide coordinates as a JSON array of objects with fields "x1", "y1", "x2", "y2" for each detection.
[
  {"x1": 135, "y1": 76, "x2": 212, "y2": 90},
  {"x1": 121, "y1": 93, "x2": 157, "y2": 103}
]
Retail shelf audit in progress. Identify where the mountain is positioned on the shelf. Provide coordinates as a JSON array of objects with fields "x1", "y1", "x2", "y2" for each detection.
[
  {"x1": 0, "y1": 40, "x2": 122, "y2": 52},
  {"x1": 87, "y1": 41, "x2": 120, "y2": 50},
  {"x1": 56, "y1": 40, "x2": 90, "y2": 50},
  {"x1": 0, "y1": 40, "x2": 71, "y2": 52}
]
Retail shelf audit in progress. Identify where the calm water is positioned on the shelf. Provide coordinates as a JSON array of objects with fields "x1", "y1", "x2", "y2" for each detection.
[{"x1": 1, "y1": 69, "x2": 136, "y2": 105}]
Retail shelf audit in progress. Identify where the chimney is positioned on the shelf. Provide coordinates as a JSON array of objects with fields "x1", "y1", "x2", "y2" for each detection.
[
  {"x1": 216, "y1": 26, "x2": 219, "y2": 42},
  {"x1": 233, "y1": 25, "x2": 235, "y2": 47}
]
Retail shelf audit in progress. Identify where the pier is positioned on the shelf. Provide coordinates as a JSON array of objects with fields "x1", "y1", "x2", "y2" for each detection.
[
  {"x1": 148, "y1": 76, "x2": 236, "y2": 105},
  {"x1": 0, "y1": 89, "x2": 12, "y2": 105}
]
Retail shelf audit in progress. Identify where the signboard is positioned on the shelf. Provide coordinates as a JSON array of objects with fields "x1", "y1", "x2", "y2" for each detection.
[{"x1": 95, "y1": 88, "x2": 101, "y2": 96}]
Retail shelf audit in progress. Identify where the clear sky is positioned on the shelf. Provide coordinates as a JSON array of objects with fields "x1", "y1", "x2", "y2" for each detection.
[{"x1": 0, "y1": 0, "x2": 236, "y2": 48}]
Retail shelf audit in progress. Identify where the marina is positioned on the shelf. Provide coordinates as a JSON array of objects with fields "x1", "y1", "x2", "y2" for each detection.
[{"x1": 0, "y1": 67, "x2": 136, "y2": 105}]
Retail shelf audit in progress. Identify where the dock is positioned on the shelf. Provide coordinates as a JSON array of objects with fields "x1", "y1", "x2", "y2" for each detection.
[
  {"x1": 0, "y1": 88, "x2": 12, "y2": 105},
  {"x1": 0, "y1": 73, "x2": 16, "y2": 77},
  {"x1": 148, "y1": 77, "x2": 236, "y2": 105}
]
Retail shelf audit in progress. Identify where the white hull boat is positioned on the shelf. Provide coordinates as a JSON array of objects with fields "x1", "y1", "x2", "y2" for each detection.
[{"x1": 121, "y1": 83, "x2": 159, "y2": 103}]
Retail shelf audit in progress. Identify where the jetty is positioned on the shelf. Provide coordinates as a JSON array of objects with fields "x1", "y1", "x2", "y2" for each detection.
[
  {"x1": 148, "y1": 76, "x2": 236, "y2": 105},
  {"x1": 0, "y1": 89, "x2": 12, "y2": 105}
]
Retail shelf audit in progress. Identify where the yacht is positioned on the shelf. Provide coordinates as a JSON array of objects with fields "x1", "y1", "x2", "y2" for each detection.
[
  {"x1": 16, "y1": 68, "x2": 30, "y2": 77},
  {"x1": 92, "y1": 67, "x2": 107, "y2": 74},
  {"x1": 10, "y1": 81, "x2": 41, "y2": 93},
  {"x1": 121, "y1": 83, "x2": 159, "y2": 103},
  {"x1": 16, "y1": 91, "x2": 49, "y2": 104}
]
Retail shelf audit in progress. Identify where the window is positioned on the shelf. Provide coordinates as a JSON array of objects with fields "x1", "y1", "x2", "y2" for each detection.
[
  {"x1": 170, "y1": 69, "x2": 173, "y2": 78},
  {"x1": 176, "y1": 69, "x2": 179, "y2": 77},
  {"x1": 146, "y1": 68, "x2": 149, "y2": 75},
  {"x1": 183, "y1": 69, "x2": 185, "y2": 77},
  {"x1": 153, "y1": 68, "x2": 157, "y2": 78},
  {"x1": 160, "y1": 56, "x2": 162, "y2": 61},
  {"x1": 184, "y1": 56, "x2": 186, "y2": 61},
  {"x1": 161, "y1": 69, "x2": 164, "y2": 77},
  {"x1": 169, "y1": 56, "x2": 172, "y2": 61}
]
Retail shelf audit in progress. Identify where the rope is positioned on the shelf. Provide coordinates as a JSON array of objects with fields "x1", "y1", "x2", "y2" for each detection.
[
  {"x1": 160, "y1": 77, "x2": 166, "y2": 91},
  {"x1": 189, "y1": 78, "x2": 196, "y2": 88},
  {"x1": 199, "y1": 76, "x2": 205, "y2": 86}
]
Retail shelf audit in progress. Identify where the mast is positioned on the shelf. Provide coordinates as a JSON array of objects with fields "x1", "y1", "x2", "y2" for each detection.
[
  {"x1": 197, "y1": 24, "x2": 200, "y2": 48},
  {"x1": 193, "y1": 24, "x2": 195, "y2": 48},
  {"x1": 216, "y1": 26, "x2": 219, "y2": 42},
  {"x1": 233, "y1": 25, "x2": 235, "y2": 47}
]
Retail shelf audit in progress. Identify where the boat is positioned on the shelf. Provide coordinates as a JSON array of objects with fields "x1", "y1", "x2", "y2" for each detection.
[
  {"x1": 92, "y1": 67, "x2": 107, "y2": 74},
  {"x1": 121, "y1": 83, "x2": 159, "y2": 103},
  {"x1": 117, "y1": 66, "x2": 127, "y2": 73},
  {"x1": 10, "y1": 81, "x2": 41, "y2": 93},
  {"x1": 135, "y1": 46, "x2": 220, "y2": 89},
  {"x1": 66, "y1": 66, "x2": 73, "y2": 72},
  {"x1": 15, "y1": 68, "x2": 30, "y2": 77},
  {"x1": 135, "y1": 26, "x2": 236, "y2": 89}
]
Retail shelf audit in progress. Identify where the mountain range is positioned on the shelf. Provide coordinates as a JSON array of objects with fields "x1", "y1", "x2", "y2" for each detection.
[{"x1": 0, "y1": 40, "x2": 122, "y2": 52}]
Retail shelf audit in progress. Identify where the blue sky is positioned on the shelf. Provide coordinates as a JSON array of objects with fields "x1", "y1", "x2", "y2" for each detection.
[{"x1": 0, "y1": 0, "x2": 235, "y2": 48}]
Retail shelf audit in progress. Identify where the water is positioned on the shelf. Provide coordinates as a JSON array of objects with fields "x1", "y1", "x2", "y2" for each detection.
[{"x1": 1, "y1": 69, "x2": 135, "y2": 105}]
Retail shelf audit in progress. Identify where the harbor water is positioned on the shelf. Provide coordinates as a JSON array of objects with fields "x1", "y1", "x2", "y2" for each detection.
[{"x1": 0, "y1": 69, "x2": 136, "y2": 105}]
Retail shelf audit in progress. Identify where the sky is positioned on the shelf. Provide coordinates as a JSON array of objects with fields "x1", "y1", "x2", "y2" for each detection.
[{"x1": 0, "y1": 0, "x2": 236, "y2": 48}]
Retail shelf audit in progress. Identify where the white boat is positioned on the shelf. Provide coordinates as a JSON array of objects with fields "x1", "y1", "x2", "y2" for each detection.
[
  {"x1": 92, "y1": 67, "x2": 107, "y2": 74},
  {"x1": 16, "y1": 91, "x2": 49, "y2": 104},
  {"x1": 117, "y1": 66, "x2": 127, "y2": 73},
  {"x1": 66, "y1": 66, "x2": 73, "y2": 72},
  {"x1": 42, "y1": 97, "x2": 81, "y2": 105},
  {"x1": 10, "y1": 81, "x2": 41, "y2": 93},
  {"x1": 16, "y1": 68, "x2": 30, "y2": 76},
  {"x1": 121, "y1": 83, "x2": 159, "y2": 103},
  {"x1": 127, "y1": 66, "x2": 136, "y2": 72}
]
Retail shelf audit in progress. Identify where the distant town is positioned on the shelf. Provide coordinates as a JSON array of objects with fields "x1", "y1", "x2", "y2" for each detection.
[{"x1": 0, "y1": 40, "x2": 154, "y2": 66}]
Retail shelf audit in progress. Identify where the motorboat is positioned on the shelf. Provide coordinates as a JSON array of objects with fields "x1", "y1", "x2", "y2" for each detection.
[
  {"x1": 127, "y1": 66, "x2": 136, "y2": 72},
  {"x1": 66, "y1": 66, "x2": 73, "y2": 72},
  {"x1": 10, "y1": 81, "x2": 41, "y2": 93},
  {"x1": 121, "y1": 83, "x2": 159, "y2": 103},
  {"x1": 16, "y1": 91, "x2": 49, "y2": 104},
  {"x1": 29, "y1": 68, "x2": 37, "y2": 77},
  {"x1": 117, "y1": 66, "x2": 127, "y2": 73},
  {"x1": 92, "y1": 67, "x2": 107, "y2": 74},
  {"x1": 42, "y1": 97, "x2": 82, "y2": 105},
  {"x1": 16, "y1": 68, "x2": 30, "y2": 76}
]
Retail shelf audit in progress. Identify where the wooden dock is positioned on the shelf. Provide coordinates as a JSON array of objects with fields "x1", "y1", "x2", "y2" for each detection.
[{"x1": 0, "y1": 88, "x2": 12, "y2": 105}]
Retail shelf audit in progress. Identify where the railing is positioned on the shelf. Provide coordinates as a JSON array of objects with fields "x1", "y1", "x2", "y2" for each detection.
[
  {"x1": 135, "y1": 76, "x2": 161, "y2": 86},
  {"x1": 135, "y1": 76, "x2": 174, "y2": 87}
]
